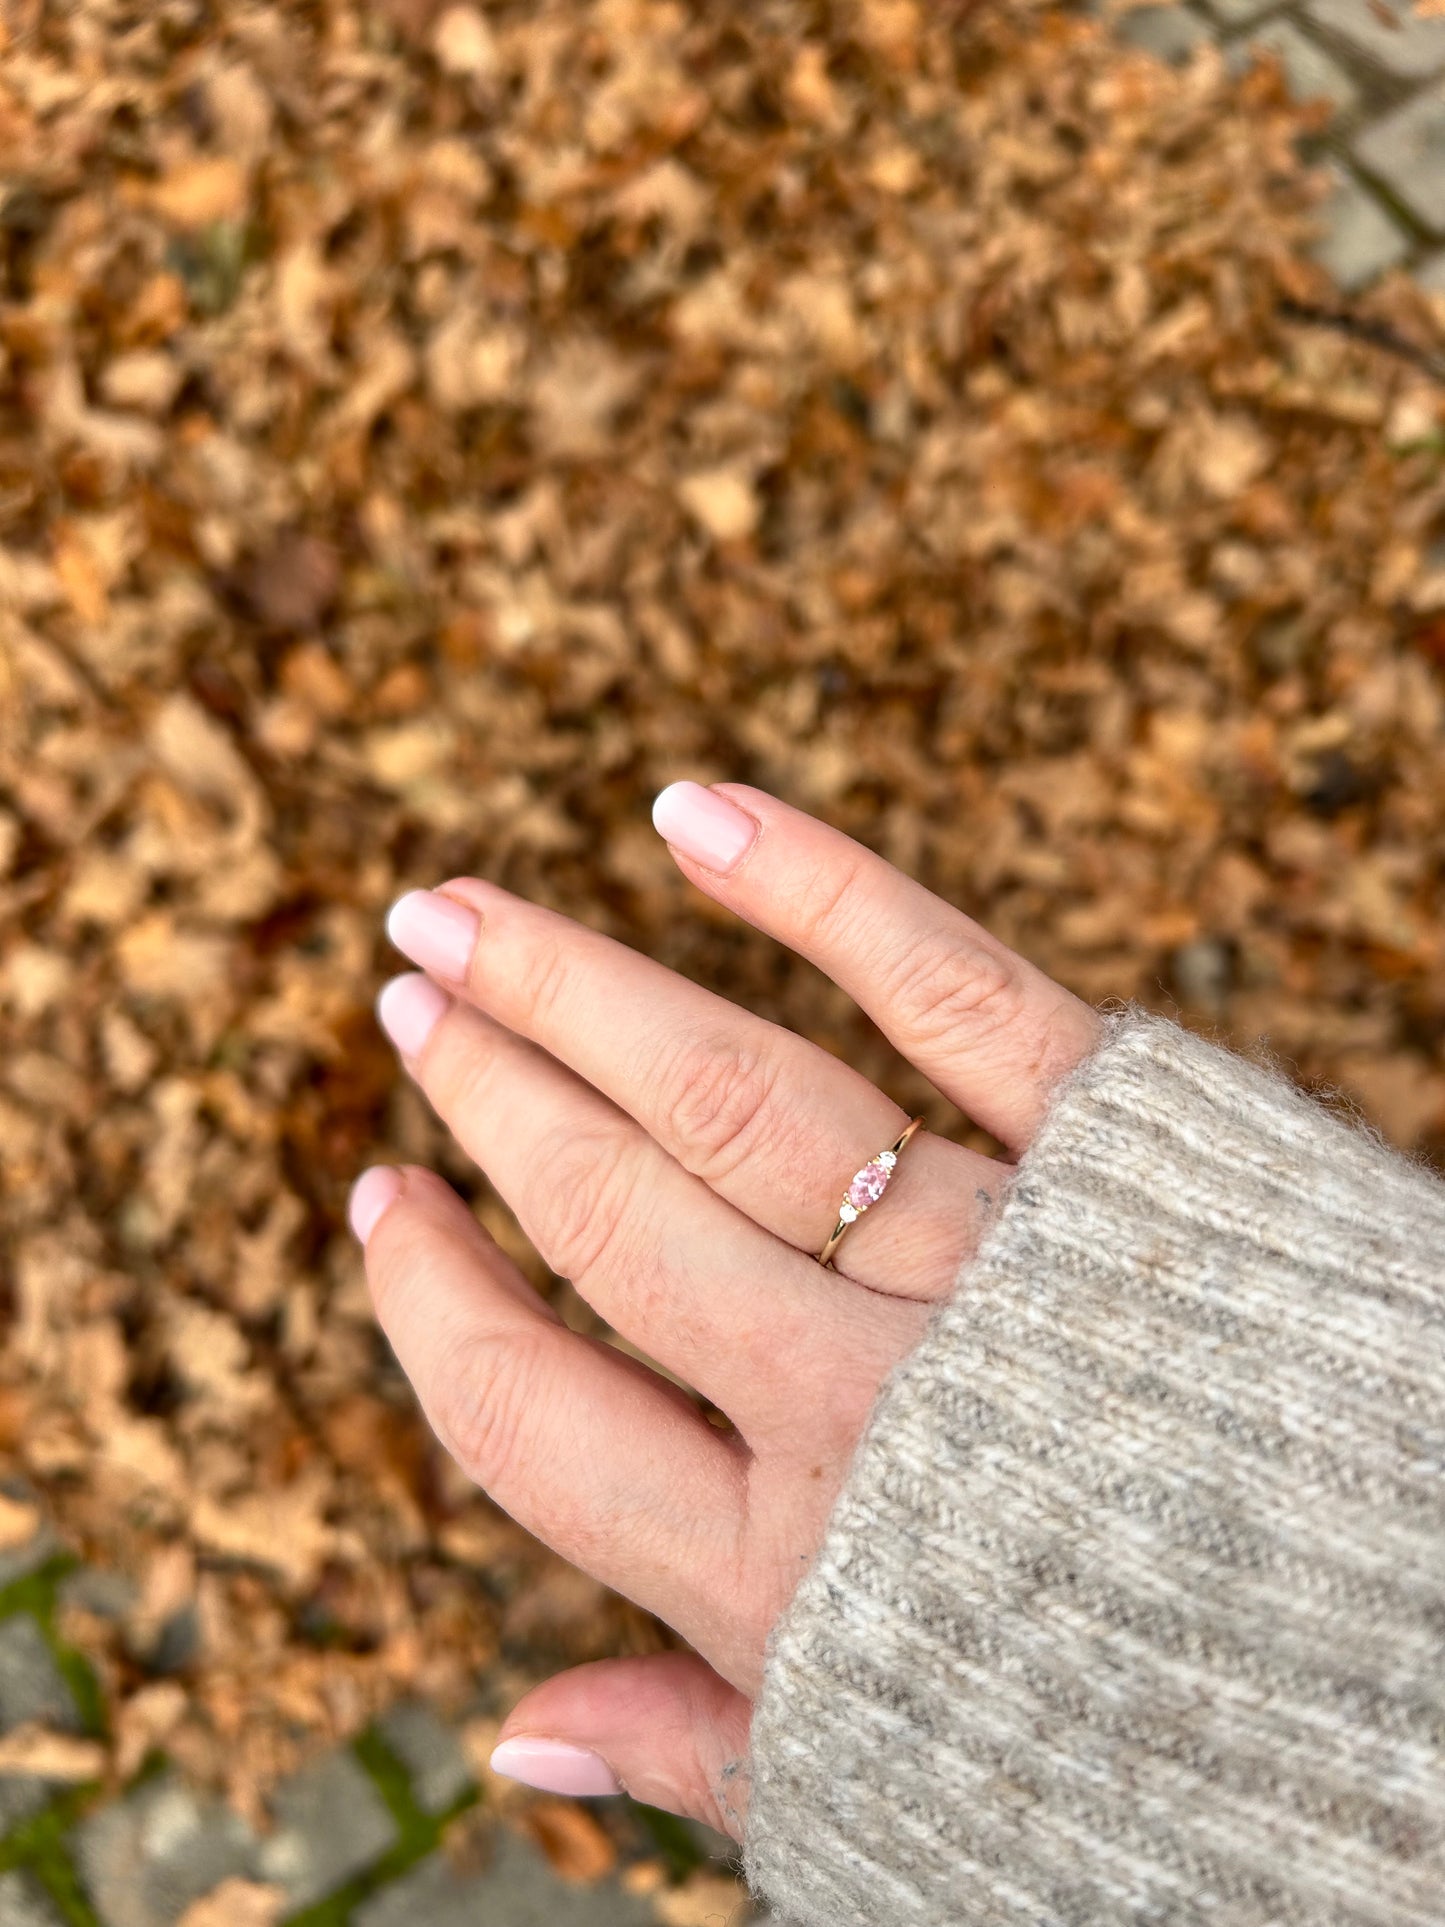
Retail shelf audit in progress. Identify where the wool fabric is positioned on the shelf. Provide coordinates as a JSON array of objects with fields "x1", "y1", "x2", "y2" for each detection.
[{"x1": 745, "y1": 1009, "x2": 1445, "y2": 1925}]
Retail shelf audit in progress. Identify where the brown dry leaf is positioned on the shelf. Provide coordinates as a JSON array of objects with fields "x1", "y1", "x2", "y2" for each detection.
[
  {"x1": 0, "y1": 1491, "x2": 41, "y2": 1549},
  {"x1": 621, "y1": 1859, "x2": 668, "y2": 1895},
  {"x1": 431, "y1": 3, "x2": 499, "y2": 78},
  {"x1": 239, "y1": 536, "x2": 342, "y2": 631},
  {"x1": 191, "y1": 1473, "x2": 337, "y2": 1593},
  {"x1": 114, "y1": 1681, "x2": 189, "y2": 1780},
  {"x1": 1190, "y1": 414, "x2": 1272, "y2": 500},
  {"x1": 651, "y1": 1873, "x2": 752, "y2": 1927},
  {"x1": 516, "y1": 1798, "x2": 618, "y2": 1883},
  {"x1": 1331, "y1": 1053, "x2": 1445, "y2": 1149},
  {"x1": 144, "y1": 158, "x2": 250, "y2": 229},
  {"x1": 677, "y1": 469, "x2": 760, "y2": 543},
  {"x1": 52, "y1": 525, "x2": 110, "y2": 625},
  {"x1": 205, "y1": 65, "x2": 274, "y2": 164},
  {"x1": 177, "y1": 1881, "x2": 287, "y2": 1927},
  {"x1": 0, "y1": 1725, "x2": 106, "y2": 1781}
]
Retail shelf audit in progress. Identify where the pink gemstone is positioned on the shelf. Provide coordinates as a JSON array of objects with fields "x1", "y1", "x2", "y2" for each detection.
[{"x1": 846, "y1": 1159, "x2": 891, "y2": 1211}]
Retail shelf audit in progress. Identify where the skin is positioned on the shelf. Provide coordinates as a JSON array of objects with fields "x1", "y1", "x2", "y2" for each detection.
[{"x1": 357, "y1": 784, "x2": 1103, "y2": 1838}]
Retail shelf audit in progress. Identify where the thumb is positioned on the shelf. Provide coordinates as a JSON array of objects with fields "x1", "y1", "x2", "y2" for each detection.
[{"x1": 489, "y1": 1652, "x2": 753, "y2": 1842}]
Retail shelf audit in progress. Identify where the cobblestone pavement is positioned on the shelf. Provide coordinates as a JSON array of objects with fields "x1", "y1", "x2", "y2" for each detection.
[
  {"x1": 1109, "y1": 0, "x2": 1445, "y2": 289},
  {"x1": 0, "y1": 1508, "x2": 748, "y2": 1927}
]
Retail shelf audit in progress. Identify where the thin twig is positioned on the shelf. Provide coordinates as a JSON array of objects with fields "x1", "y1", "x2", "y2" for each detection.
[{"x1": 1278, "y1": 297, "x2": 1445, "y2": 386}]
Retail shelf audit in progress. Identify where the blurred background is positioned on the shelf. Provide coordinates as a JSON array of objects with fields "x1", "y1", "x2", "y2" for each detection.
[{"x1": 2, "y1": 0, "x2": 1444, "y2": 1920}]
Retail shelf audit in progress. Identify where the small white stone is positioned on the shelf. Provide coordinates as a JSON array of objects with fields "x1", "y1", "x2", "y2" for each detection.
[
  {"x1": 879, "y1": 1151, "x2": 897, "y2": 1168},
  {"x1": 839, "y1": 1202, "x2": 859, "y2": 1223}
]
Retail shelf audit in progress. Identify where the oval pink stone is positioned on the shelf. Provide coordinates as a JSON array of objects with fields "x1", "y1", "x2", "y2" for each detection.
[{"x1": 847, "y1": 1159, "x2": 891, "y2": 1211}]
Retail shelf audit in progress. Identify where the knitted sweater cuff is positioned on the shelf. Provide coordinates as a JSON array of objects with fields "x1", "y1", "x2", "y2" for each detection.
[{"x1": 743, "y1": 1009, "x2": 1445, "y2": 1927}]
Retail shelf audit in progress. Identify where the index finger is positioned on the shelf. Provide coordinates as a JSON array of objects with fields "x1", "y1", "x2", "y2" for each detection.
[{"x1": 651, "y1": 783, "x2": 1102, "y2": 1152}]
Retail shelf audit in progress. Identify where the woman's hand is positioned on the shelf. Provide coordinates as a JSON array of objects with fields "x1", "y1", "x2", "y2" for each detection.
[{"x1": 349, "y1": 783, "x2": 1102, "y2": 1837}]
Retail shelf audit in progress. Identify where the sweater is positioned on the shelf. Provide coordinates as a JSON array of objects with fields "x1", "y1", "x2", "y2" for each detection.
[{"x1": 744, "y1": 1009, "x2": 1445, "y2": 1925}]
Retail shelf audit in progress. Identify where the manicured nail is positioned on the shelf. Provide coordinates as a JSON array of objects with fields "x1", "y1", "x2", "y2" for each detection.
[
  {"x1": 377, "y1": 972, "x2": 450, "y2": 1058},
  {"x1": 386, "y1": 889, "x2": 479, "y2": 982},
  {"x1": 489, "y1": 1737, "x2": 622, "y2": 1797},
  {"x1": 651, "y1": 782, "x2": 758, "y2": 876},
  {"x1": 349, "y1": 1166, "x2": 403, "y2": 1243}
]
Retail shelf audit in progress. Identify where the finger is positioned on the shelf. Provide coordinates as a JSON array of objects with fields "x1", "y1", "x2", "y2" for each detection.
[
  {"x1": 385, "y1": 881, "x2": 996, "y2": 1303},
  {"x1": 353, "y1": 1162, "x2": 751, "y2": 1666},
  {"x1": 490, "y1": 1653, "x2": 753, "y2": 1844},
  {"x1": 652, "y1": 782, "x2": 1104, "y2": 1152},
  {"x1": 375, "y1": 975, "x2": 912, "y2": 1437}
]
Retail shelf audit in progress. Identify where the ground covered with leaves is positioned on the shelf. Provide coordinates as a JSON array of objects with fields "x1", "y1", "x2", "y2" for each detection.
[{"x1": 3, "y1": 0, "x2": 1445, "y2": 1887}]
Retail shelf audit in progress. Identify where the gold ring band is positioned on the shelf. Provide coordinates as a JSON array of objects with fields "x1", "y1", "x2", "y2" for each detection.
[{"x1": 816, "y1": 1116, "x2": 926, "y2": 1268}]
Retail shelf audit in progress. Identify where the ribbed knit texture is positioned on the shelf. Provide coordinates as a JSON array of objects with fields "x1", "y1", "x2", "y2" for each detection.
[{"x1": 744, "y1": 1009, "x2": 1445, "y2": 1926}]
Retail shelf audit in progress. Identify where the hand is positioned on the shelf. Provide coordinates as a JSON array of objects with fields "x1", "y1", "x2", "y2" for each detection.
[{"x1": 350, "y1": 783, "x2": 1102, "y2": 1837}]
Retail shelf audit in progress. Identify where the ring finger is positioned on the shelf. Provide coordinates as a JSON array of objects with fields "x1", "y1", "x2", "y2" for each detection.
[
  {"x1": 385, "y1": 882, "x2": 1000, "y2": 1301},
  {"x1": 374, "y1": 973, "x2": 921, "y2": 1437}
]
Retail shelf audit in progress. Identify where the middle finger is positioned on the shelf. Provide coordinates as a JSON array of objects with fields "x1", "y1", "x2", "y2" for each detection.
[
  {"x1": 386, "y1": 881, "x2": 1000, "y2": 1302},
  {"x1": 375, "y1": 972, "x2": 919, "y2": 1438}
]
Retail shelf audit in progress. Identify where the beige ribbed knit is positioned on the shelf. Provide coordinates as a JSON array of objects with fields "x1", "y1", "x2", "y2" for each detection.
[{"x1": 745, "y1": 1010, "x2": 1445, "y2": 1926}]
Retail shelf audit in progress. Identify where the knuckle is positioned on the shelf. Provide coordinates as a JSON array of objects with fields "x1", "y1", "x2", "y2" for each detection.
[
  {"x1": 533, "y1": 1123, "x2": 646, "y2": 1285},
  {"x1": 662, "y1": 1033, "x2": 784, "y2": 1183},
  {"x1": 509, "y1": 929, "x2": 573, "y2": 1034},
  {"x1": 789, "y1": 846, "x2": 873, "y2": 952},
  {"x1": 884, "y1": 935, "x2": 1023, "y2": 1048},
  {"x1": 432, "y1": 1323, "x2": 539, "y2": 1494},
  {"x1": 424, "y1": 1016, "x2": 498, "y2": 1124}
]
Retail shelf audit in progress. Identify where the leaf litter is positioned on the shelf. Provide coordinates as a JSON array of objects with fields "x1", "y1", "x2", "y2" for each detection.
[{"x1": 2, "y1": 0, "x2": 1444, "y2": 1907}]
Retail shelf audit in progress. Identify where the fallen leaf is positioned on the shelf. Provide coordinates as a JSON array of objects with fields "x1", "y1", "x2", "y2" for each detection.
[
  {"x1": 677, "y1": 469, "x2": 759, "y2": 542},
  {"x1": 0, "y1": 1726, "x2": 105, "y2": 1781},
  {"x1": 516, "y1": 1798, "x2": 617, "y2": 1883},
  {"x1": 145, "y1": 158, "x2": 250, "y2": 229},
  {"x1": 177, "y1": 1881, "x2": 287, "y2": 1927},
  {"x1": 431, "y1": 6, "x2": 499, "y2": 79},
  {"x1": 652, "y1": 1873, "x2": 752, "y2": 1927},
  {"x1": 0, "y1": 1492, "x2": 40, "y2": 1550}
]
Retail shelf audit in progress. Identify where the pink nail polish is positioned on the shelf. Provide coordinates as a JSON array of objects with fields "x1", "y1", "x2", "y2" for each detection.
[
  {"x1": 651, "y1": 782, "x2": 758, "y2": 875},
  {"x1": 386, "y1": 889, "x2": 479, "y2": 982},
  {"x1": 377, "y1": 972, "x2": 450, "y2": 1058},
  {"x1": 489, "y1": 1737, "x2": 622, "y2": 1797},
  {"x1": 349, "y1": 1166, "x2": 402, "y2": 1242}
]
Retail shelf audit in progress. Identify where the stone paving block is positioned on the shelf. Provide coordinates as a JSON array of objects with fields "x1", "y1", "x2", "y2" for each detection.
[
  {"x1": 684, "y1": 1815, "x2": 742, "y2": 1868},
  {"x1": 1118, "y1": 1, "x2": 1213, "y2": 61},
  {"x1": 1201, "y1": 0, "x2": 1277, "y2": 28},
  {"x1": 353, "y1": 1834, "x2": 661, "y2": 1927},
  {"x1": 376, "y1": 1701, "x2": 473, "y2": 1816},
  {"x1": 1304, "y1": 0, "x2": 1445, "y2": 80},
  {"x1": 1355, "y1": 92, "x2": 1445, "y2": 236},
  {"x1": 0, "y1": 1527, "x2": 60, "y2": 1593},
  {"x1": 1312, "y1": 167, "x2": 1412, "y2": 287},
  {"x1": 57, "y1": 1568, "x2": 139, "y2": 1623},
  {"x1": 73, "y1": 1775, "x2": 258, "y2": 1927},
  {"x1": 0, "y1": 1869, "x2": 66, "y2": 1927},
  {"x1": 254, "y1": 1748, "x2": 398, "y2": 1908},
  {"x1": 0, "y1": 1616, "x2": 78, "y2": 1732},
  {"x1": 0, "y1": 1613, "x2": 82, "y2": 1836},
  {"x1": 1228, "y1": 18, "x2": 1360, "y2": 109}
]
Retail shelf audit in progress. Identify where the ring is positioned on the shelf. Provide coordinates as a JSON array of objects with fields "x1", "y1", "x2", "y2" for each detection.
[{"x1": 816, "y1": 1116, "x2": 926, "y2": 1268}]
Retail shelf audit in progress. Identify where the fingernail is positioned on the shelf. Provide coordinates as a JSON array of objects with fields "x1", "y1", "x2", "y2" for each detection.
[
  {"x1": 349, "y1": 1166, "x2": 403, "y2": 1242},
  {"x1": 651, "y1": 782, "x2": 758, "y2": 876},
  {"x1": 377, "y1": 972, "x2": 450, "y2": 1058},
  {"x1": 387, "y1": 889, "x2": 479, "y2": 982},
  {"x1": 489, "y1": 1737, "x2": 623, "y2": 1797}
]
